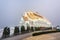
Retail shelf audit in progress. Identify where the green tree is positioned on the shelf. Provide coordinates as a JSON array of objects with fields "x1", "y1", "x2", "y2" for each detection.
[
  {"x1": 14, "y1": 26, "x2": 19, "y2": 35},
  {"x1": 7, "y1": 27, "x2": 10, "y2": 37},
  {"x1": 2, "y1": 27, "x2": 10, "y2": 38},
  {"x1": 21, "y1": 25, "x2": 25, "y2": 33}
]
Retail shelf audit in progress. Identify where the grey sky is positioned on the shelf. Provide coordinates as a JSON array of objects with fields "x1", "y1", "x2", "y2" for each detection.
[{"x1": 0, "y1": 0, "x2": 60, "y2": 28}]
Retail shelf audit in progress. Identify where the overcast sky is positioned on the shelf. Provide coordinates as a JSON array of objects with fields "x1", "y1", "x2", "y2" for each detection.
[{"x1": 0, "y1": 0, "x2": 60, "y2": 28}]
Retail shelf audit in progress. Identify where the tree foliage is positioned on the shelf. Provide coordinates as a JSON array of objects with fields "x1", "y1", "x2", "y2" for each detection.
[
  {"x1": 2, "y1": 27, "x2": 10, "y2": 38},
  {"x1": 31, "y1": 27, "x2": 34, "y2": 32},
  {"x1": 14, "y1": 26, "x2": 19, "y2": 35},
  {"x1": 26, "y1": 26, "x2": 30, "y2": 32},
  {"x1": 21, "y1": 25, "x2": 25, "y2": 33}
]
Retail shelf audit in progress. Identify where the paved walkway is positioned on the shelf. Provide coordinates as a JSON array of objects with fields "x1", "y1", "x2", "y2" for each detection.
[
  {"x1": 23, "y1": 32, "x2": 60, "y2": 40},
  {"x1": 1, "y1": 30, "x2": 44, "y2": 40},
  {"x1": 1, "y1": 30, "x2": 60, "y2": 40},
  {"x1": 1, "y1": 33, "x2": 32, "y2": 40}
]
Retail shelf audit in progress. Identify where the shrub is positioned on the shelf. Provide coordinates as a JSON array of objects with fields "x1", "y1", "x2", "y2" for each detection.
[
  {"x1": 34, "y1": 27, "x2": 40, "y2": 31},
  {"x1": 14, "y1": 26, "x2": 19, "y2": 35},
  {"x1": 35, "y1": 27, "x2": 39, "y2": 31},
  {"x1": 2, "y1": 27, "x2": 10, "y2": 38},
  {"x1": 31, "y1": 27, "x2": 34, "y2": 32},
  {"x1": 32, "y1": 30, "x2": 59, "y2": 36}
]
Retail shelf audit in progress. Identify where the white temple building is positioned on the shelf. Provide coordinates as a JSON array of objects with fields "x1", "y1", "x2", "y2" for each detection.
[{"x1": 19, "y1": 11, "x2": 52, "y2": 28}]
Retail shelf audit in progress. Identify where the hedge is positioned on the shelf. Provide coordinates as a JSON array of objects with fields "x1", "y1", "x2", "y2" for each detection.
[{"x1": 32, "y1": 30, "x2": 60, "y2": 36}]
